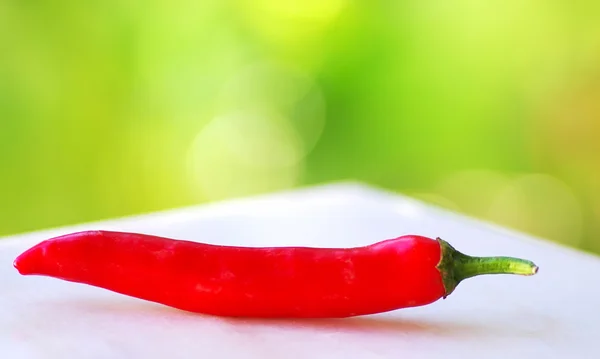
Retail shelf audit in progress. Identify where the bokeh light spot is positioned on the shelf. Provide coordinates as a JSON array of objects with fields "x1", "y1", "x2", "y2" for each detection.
[
  {"x1": 435, "y1": 169, "x2": 510, "y2": 216},
  {"x1": 186, "y1": 112, "x2": 303, "y2": 201},
  {"x1": 186, "y1": 62, "x2": 326, "y2": 201},
  {"x1": 487, "y1": 174, "x2": 583, "y2": 246}
]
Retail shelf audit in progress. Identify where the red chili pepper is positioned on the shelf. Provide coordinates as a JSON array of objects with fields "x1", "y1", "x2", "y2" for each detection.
[{"x1": 13, "y1": 231, "x2": 538, "y2": 318}]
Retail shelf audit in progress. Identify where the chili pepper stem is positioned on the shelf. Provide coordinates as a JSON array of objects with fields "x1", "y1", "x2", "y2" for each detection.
[{"x1": 436, "y1": 238, "x2": 538, "y2": 298}]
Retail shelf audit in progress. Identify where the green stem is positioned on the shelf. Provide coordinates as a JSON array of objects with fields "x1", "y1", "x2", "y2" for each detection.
[{"x1": 436, "y1": 238, "x2": 538, "y2": 298}]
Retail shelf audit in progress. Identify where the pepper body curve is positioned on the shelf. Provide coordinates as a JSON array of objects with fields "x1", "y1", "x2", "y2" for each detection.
[{"x1": 13, "y1": 231, "x2": 446, "y2": 318}]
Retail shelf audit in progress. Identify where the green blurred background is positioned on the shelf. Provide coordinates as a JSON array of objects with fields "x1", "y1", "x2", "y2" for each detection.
[{"x1": 2, "y1": 1, "x2": 600, "y2": 254}]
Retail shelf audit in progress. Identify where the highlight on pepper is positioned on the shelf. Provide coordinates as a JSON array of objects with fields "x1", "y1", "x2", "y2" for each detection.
[{"x1": 13, "y1": 231, "x2": 538, "y2": 318}]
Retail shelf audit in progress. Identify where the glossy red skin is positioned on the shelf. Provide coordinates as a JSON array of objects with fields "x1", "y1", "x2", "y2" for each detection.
[{"x1": 14, "y1": 231, "x2": 445, "y2": 318}]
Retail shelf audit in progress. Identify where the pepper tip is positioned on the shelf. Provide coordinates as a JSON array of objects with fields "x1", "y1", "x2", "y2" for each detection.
[
  {"x1": 13, "y1": 257, "x2": 24, "y2": 275},
  {"x1": 13, "y1": 246, "x2": 43, "y2": 275}
]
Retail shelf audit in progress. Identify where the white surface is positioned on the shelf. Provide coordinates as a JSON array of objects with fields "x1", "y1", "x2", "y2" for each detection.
[{"x1": 1, "y1": 183, "x2": 599, "y2": 359}]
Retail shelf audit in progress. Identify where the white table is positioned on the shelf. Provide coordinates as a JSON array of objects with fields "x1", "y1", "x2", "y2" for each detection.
[{"x1": 2, "y1": 183, "x2": 599, "y2": 358}]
